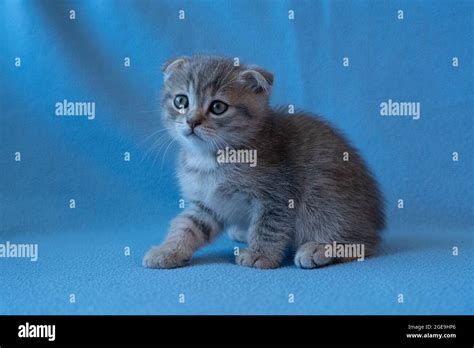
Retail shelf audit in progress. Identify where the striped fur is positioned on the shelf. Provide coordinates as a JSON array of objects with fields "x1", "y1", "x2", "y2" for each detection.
[{"x1": 143, "y1": 56, "x2": 385, "y2": 269}]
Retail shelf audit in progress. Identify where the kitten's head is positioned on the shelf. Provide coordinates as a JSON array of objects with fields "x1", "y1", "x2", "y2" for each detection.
[{"x1": 160, "y1": 55, "x2": 273, "y2": 153}]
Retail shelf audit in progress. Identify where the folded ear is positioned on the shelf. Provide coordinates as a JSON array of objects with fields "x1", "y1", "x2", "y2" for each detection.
[
  {"x1": 162, "y1": 56, "x2": 189, "y2": 79},
  {"x1": 240, "y1": 65, "x2": 273, "y2": 95},
  {"x1": 239, "y1": 65, "x2": 274, "y2": 95}
]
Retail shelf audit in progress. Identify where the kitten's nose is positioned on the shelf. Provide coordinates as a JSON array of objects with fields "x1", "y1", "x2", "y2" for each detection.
[{"x1": 187, "y1": 118, "x2": 201, "y2": 130}]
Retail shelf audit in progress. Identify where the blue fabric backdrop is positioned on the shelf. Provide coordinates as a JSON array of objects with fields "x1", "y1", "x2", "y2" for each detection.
[{"x1": 0, "y1": 0, "x2": 472, "y2": 314}]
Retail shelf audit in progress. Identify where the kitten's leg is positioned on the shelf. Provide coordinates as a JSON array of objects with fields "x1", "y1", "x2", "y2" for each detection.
[
  {"x1": 143, "y1": 203, "x2": 223, "y2": 269},
  {"x1": 227, "y1": 226, "x2": 248, "y2": 243},
  {"x1": 294, "y1": 242, "x2": 365, "y2": 269},
  {"x1": 235, "y1": 205, "x2": 291, "y2": 269}
]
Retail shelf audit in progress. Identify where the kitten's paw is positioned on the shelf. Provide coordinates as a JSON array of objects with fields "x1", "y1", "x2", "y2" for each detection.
[
  {"x1": 294, "y1": 242, "x2": 332, "y2": 269},
  {"x1": 143, "y1": 245, "x2": 191, "y2": 269},
  {"x1": 235, "y1": 249, "x2": 280, "y2": 269},
  {"x1": 227, "y1": 226, "x2": 248, "y2": 243}
]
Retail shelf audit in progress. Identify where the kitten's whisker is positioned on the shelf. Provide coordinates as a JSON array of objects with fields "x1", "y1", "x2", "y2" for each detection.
[
  {"x1": 215, "y1": 133, "x2": 252, "y2": 151},
  {"x1": 153, "y1": 136, "x2": 174, "y2": 164},
  {"x1": 213, "y1": 133, "x2": 239, "y2": 153},
  {"x1": 158, "y1": 139, "x2": 176, "y2": 172},
  {"x1": 143, "y1": 133, "x2": 169, "y2": 157},
  {"x1": 199, "y1": 130, "x2": 222, "y2": 153},
  {"x1": 139, "y1": 128, "x2": 169, "y2": 147},
  {"x1": 209, "y1": 137, "x2": 219, "y2": 153},
  {"x1": 152, "y1": 139, "x2": 170, "y2": 168},
  {"x1": 141, "y1": 132, "x2": 171, "y2": 164}
]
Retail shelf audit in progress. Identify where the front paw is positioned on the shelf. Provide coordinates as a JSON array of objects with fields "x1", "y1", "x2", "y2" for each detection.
[
  {"x1": 143, "y1": 245, "x2": 192, "y2": 269},
  {"x1": 235, "y1": 249, "x2": 281, "y2": 269}
]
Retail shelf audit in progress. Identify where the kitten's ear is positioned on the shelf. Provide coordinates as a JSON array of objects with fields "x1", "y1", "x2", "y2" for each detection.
[
  {"x1": 162, "y1": 56, "x2": 189, "y2": 79},
  {"x1": 239, "y1": 66, "x2": 274, "y2": 95}
]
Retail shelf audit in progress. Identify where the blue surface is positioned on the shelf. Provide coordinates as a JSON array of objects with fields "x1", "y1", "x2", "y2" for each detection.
[{"x1": 0, "y1": 0, "x2": 472, "y2": 314}]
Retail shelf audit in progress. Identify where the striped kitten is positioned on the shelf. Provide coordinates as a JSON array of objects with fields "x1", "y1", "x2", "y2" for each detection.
[{"x1": 143, "y1": 55, "x2": 384, "y2": 269}]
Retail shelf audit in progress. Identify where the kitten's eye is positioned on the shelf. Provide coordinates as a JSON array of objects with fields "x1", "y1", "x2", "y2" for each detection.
[
  {"x1": 173, "y1": 95, "x2": 189, "y2": 111},
  {"x1": 209, "y1": 100, "x2": 229, "y2": 115}
]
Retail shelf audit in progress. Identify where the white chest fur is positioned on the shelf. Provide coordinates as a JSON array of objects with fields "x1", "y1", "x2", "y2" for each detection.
[{"x1": 178, "y1": 155, "x2": 252, "y2": 228}]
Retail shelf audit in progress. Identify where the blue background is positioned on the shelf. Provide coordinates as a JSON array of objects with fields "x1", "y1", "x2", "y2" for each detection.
[{"x1": 0, "y1": 0, "x2": 472, "y2": 314}]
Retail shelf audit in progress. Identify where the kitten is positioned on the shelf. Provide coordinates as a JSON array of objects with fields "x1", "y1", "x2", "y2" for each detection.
[{"x1": 143, "y1": 55, "x2": 384, "y2": 269}]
